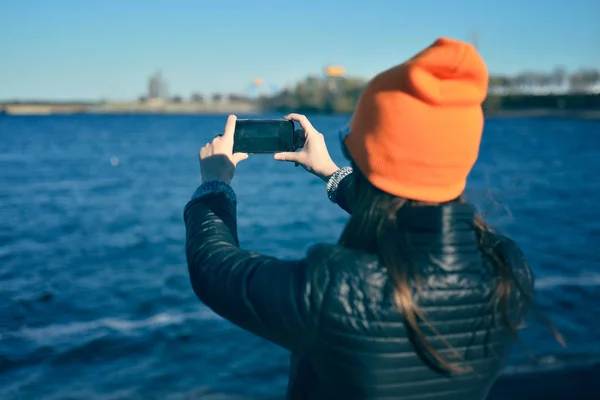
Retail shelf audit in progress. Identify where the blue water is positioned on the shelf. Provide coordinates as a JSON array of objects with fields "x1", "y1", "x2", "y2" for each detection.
[{"x1": 0, "y1": 115, "x2": 599, "y2": 400}]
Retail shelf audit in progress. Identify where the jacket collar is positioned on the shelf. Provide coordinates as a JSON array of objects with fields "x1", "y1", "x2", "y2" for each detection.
[{"x1": 396, "y1": 202, "x2": 477, "y2": 233}]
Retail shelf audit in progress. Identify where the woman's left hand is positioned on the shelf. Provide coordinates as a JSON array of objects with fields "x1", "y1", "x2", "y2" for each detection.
[{"x1": 199, "y1": 115, "x2": 249, "y2": 185}]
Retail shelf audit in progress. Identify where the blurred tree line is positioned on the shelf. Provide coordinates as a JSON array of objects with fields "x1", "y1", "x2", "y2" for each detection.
[
  {"x1": 489, "y1": 68, "x2": 600, "y2": 94},
  {"x1": 260, "y1": 75, "x2": 367, "y2": 114},
  {"x1": 141, "y1": 92, "x2": 255, "y2": 104},
  {"x1": 260, "y1": 68, "x2": 600, "y2": 114}
]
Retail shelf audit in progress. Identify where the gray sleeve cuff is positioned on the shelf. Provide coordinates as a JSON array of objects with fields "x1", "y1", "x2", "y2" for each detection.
[
  {"x1": 326, "y1": 166, "x2": 353, "y2": 203},
  {"x1": 191, "y1": 180, "x2": 237, "y2": 203}
]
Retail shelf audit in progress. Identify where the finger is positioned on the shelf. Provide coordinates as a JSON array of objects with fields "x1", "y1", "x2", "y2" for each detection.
[
  {"x1": 232, "y1": 152, "x2": 248, "y2": 165},
  {"x1": 274, "y1": 151, "x2": 302, "y2": 163},
  {"x1": 284, "y1": 113, "x2": 314, "y2": 132},
  {"x1": 199, "y1": 144, "x2": 208, "y2": 157},
  {"x1": 222, "y1": 114, "x2": 237, "y2": 141}
]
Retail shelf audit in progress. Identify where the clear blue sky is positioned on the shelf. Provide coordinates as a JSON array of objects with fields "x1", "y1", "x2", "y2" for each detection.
[{"x1": 1, "y1": 0, "x2": 598, "y2": 101}]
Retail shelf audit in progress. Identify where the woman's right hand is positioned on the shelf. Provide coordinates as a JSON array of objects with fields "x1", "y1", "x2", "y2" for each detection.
[{"x1": 274, "y1": 113, "x2": 340, "y2": 182}]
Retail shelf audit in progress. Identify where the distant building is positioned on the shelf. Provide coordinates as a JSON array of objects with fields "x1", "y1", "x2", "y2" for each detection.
[{"x1": 148, "y1": 72, "x2": 168, "y2": 100}]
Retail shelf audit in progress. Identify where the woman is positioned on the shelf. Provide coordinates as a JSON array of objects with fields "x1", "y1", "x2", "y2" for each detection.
[{"x1": 184, "y1": 38, "x2": 534, "y2": 400}]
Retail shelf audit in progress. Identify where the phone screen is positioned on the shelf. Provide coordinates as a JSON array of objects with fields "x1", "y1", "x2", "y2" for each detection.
[{"x1": 233, "y1": 119, "x2": 294, "y2": 153}]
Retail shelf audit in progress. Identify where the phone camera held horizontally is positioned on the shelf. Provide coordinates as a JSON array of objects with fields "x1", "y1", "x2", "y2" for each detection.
[{"x1": 233, "y1": 119, "x2": 305, "y2": 154}]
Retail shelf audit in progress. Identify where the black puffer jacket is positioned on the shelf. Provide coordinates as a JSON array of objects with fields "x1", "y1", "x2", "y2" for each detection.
[{"x1": 184, "y1": 170, "x2": 534, "y2": 400}]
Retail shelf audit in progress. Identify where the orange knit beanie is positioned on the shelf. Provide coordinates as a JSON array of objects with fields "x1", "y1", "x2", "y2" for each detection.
[{"x1": 344, "y1": 37, "x2": 489, "y2": 203}]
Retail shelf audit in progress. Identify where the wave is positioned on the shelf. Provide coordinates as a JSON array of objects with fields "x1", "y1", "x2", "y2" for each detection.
[
  {"x1": 1, "y1": 309, "x2": 221, "y2": 344},
  {"x1": 534, "y1": 274, "x2": 600, "y2": 290},
  {"x1": 501, "y1": 353, "x2": 600, "y2": 376},
  {"x1": 5, "y1": 177, "x2": 126, "y2": 192}
]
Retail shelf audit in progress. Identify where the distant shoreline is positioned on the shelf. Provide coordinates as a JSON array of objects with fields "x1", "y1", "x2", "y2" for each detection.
[
  {"x1": 0, "y1": 100, "x2": 260, "y2": 116},
  {"x1": 1, "y1": 102, "x2": 599, "y2": 120},
  {"x1": 485, "y1": 108, "x2": 600, "y2": 120}
]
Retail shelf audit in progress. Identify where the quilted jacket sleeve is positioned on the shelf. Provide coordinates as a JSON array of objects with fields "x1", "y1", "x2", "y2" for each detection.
[{"x1": 183, "y1": 182, "x2": 322, "y2": 353}]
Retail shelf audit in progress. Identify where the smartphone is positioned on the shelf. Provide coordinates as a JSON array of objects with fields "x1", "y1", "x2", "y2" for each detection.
[{"x1": 233, "y1": 119, "x2": 306, "y2": 154}]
